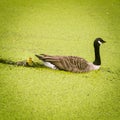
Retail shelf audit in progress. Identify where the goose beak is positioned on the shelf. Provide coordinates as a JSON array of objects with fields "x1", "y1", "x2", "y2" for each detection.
[{"x1": 103, "y1": 40, "x2": 106, "y2": 43}]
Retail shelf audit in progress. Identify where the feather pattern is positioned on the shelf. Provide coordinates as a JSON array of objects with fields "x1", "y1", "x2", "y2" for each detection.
[{"x1": 35, "y1": 54, "x2": 90, "y2": 72}]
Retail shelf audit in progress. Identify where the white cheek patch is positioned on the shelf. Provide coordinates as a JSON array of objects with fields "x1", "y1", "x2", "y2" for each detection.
[{"x1": 98, "y1": 40, "x2": 102, "y2": 45}]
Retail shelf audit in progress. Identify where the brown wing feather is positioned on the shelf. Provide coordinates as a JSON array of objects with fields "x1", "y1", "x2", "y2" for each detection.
[
  {"x1": 56, "y1": 56, "x2": 88, "y2": 72},
  {"x1": 36, "y1": 54, "x2": 89, "y2": 72}
]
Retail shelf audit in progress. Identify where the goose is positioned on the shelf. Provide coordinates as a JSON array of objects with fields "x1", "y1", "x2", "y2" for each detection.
[{"x1": 35, "y1": 38, "x2": 106, "y2": 72}]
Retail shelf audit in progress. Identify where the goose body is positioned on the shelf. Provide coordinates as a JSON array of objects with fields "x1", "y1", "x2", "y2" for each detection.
[{"x1": 35, "y1": 38, "x2": 106, "y2": 73}]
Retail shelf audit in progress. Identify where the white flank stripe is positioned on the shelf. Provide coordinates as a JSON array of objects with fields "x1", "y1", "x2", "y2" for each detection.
[{"x1": 43, "y1": 62, "x2": 57, "y2": 69}]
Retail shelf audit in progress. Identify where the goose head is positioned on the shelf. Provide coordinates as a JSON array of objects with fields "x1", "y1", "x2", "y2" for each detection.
[{"x1": 94, "y1": 38, "x2": 106, "y2": 47}]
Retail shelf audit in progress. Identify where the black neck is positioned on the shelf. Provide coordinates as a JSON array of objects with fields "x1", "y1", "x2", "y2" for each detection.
[{"x1": 93, "y1": 46, "x2": 101, "y2": 65}]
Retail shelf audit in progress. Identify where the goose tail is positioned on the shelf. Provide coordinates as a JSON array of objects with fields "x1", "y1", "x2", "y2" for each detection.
[{"x1": 35, "y1": 54, "x2": 46, "y2": 61}]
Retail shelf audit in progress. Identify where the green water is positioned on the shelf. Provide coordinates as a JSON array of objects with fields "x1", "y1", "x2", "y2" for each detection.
[{"x1": 0, "y1": 0, "x2": 120, "y2": 120}]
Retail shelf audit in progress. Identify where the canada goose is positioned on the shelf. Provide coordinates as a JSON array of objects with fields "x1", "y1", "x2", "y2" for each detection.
[{"x1": 35, "y1": 38, "x2": 106, "y2": 72}]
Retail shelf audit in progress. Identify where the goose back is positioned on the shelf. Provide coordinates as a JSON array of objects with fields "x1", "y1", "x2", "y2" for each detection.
[{"x1": 36, "y1": 54, "x2": 90, "y2": 72}]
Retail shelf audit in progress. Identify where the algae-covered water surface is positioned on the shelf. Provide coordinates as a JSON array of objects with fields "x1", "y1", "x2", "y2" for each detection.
[{"x1": 0, "y1": 0, "x2": 120, "y2": 120}]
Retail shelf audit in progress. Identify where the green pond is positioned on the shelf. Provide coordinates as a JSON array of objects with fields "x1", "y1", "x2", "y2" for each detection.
[{"x1": 0, "y1": 0, "x2": 120, "y2": 120}]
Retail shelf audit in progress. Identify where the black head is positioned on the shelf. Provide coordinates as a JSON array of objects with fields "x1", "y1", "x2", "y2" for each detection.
[{"x1": 94, "y1": 38, "x2": 106, "y2": 47}]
